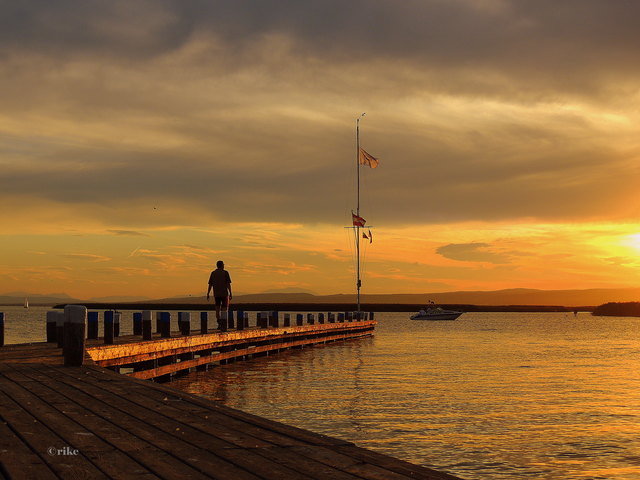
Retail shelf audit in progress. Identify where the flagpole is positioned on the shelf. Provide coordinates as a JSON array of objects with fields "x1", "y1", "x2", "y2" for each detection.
[{"x1": 356, "y1": 113, "x2": 365, "y2": 314}]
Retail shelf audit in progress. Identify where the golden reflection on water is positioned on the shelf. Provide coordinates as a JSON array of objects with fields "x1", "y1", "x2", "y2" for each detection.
[{"x1": 170, "y1": 312, "x2": 640, "y2": 480}]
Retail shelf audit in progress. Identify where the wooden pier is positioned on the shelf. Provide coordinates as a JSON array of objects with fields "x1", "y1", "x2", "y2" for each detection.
[{"x1": 0, "y1": 309, "x2": 463, "y2": 480}]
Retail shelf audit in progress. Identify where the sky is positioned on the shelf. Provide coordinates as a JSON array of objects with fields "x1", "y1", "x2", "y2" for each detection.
[{"x1": 2, "y1": 0, "x2": 640, "y2": 299}]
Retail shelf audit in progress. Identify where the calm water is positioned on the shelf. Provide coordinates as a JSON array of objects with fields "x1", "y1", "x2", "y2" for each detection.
[{"x1": 3, "y1": 307, "x2": 640, "y2": 479}]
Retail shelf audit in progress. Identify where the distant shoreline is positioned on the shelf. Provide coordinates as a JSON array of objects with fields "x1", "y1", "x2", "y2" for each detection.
[{"x1": 40, "y1": 302, "x2": 597, "y2": 313}]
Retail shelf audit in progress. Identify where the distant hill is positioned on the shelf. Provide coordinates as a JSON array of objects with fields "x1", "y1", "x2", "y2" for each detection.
[{"x1": 144, "y1": 288, "x2": 640, "y2": 307}]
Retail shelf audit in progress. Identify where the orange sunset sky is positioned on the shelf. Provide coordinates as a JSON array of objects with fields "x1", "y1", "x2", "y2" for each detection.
[{"x1": 2, "y1": 1, "x2": 640, "y2": 299}]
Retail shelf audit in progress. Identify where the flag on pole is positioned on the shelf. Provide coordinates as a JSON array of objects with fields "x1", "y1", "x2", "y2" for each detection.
[
  {"x1": 362, "y1": 231, "x2": 369, "y2": 240},
  {"x1": 368, "y1": 228, "x2": 373, "y2": 243},
  {"x1": 359, "y1": 148, "x2": 379, "y2": 168},
  {"x1": 352, "y1": 212, "x2": 366, "y2": 227}
]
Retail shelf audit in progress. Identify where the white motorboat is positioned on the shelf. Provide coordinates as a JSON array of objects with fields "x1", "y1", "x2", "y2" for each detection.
[{"x1": 410, "y1": 307, "x2": 463, "y2": 321}]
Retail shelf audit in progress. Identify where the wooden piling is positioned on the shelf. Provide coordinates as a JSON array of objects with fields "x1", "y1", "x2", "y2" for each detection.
[
  {"x1": 228, "y1": 310, "x2": 235, "y2": 329},
  {"x1": 46, "y1": 310, "x2": 58, "y2": 342},
  {"x1": 243, "y1": 311, "x2": 249, "y2": 329},
  {"x1": 283, "y1": 313, "x2": 291, "y2": 327},
  {"x1": 200, "y1": 311, "x2": 208, "y2": 334},
  {"x1": 219, "y1": 311, "x2": 228, "y2": 332},
  {"x1": 236, "y1": 310, "x2": 244, "y2": 331},
  {"x1": 159, "y1": 312, "x2": 171, "y2": 338},
  {"x1": 87, "y1": 311, "x2": 99, "y2": 339},
  {"x1": 63, "y1": 305, "x2": 86, "y2": 367},
  {"x1": 178, "y1": 312, "x2": 191, "y2": 336},
  {"x1": 114, "y1": 311, "x2": 121, "y2": 337},
  {"x1": 0, "y1": 312, "x2": 4, "y2": 347},
  {"x1": 142, "y1": 310, "x2": 152, "y2": 340},
  {"x1": 307, "y1": 313, "x2": 315, "y2": 325},
  {"x1": 56, "y1": 311, "x2": 65, "y2": 348},
  {"x1": 318, "y1": 313, "x2": 325, "y2": 324},
  {"x1": 329, "y1": 312, "x2": 335, "y2": 323},
  {"x1": 104, "y1": 310, "x2": 115, "y2": 345},
  {"x1": 338, "y1": 313, "x2": 345, "y2": 323},
  {"x1": 296, "y1": 313, "x2": 304, "y2": 326},
  {"x1": 271, "y1": 311, "x2": 279, "y2": 328},
  {"x1": 155, "y1": 311, "x2": 161, "y2": 333},
  {"x1": 133, "y1": 312, "x2": 142, "y2": 336}
]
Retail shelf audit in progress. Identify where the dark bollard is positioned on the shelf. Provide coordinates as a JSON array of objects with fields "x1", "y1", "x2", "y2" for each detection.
[
  {"x1": 228, "y1": 310, "x2": 235, "y2": 329},
  {"x1": 271, "y1": 311, "x2": 279, "y2": 328},
  {"x1": 133, "y1": 312, "x2": 142, "y2": 336},
  {"x1": 104, "y1": 311, "x2": 114, "y2": 345},
  {"x1": 159, "y1": 312, "x2": 171, "y2": 338},
  {"x1": 236, "y1": 310, "x2": 244, "y2": 331},
  {"x1": 338, "y1": 313, "x2": 345, "y2": 323},
  {"x1": 87, "y1": 311, "x2": 99, "y2": 339},
  {"x1": 63, "y1": 305, "x2": 87, "y2": 366},
  {"x1": 0, "y1": 312, "x2": 4, "y2": 347},
  {"x1": 283, "y1": 313, "x2": 291, "y2": 327},
  {"x1": 142, "y1": 310, "x2": 152, "y2": 340},
  {"x1": 155, "y1": 311, "x2": 161, "y2": 334},
  {"x1": 370, "y1": 312, "x2": 375, "y2": 320},
  {"x1": 256, "y1": 312, "x2": 264, "y2": 328},
  {"x1": 318, "y1": 313, "x2": 325, "y2": 324},
  {"x1": 46, "y1": 311, "x2": 58, "y2": 342},
  {"x1": 200, "y1": 312, "x2": 208, "y2": 334},
  {"x1": 179, "y1": 312, "x2": 191, "y2": 335},
  {"x1": 114, "y1": 311, "x2": 121, "y2": 337},
  {"x1": 244, "y1": 312, "x2": 249, "y2": 328},
  {"x1": 296, "y1": 313, "x2": 304, "y2": 326},
  {"x1": 328, "y1": 312, "x2": 335, "y2": 323},
  {"x1": 219, "y1": 311, "x2": 228, "y2": 332},
  {"x1": 307, "y1": 313, "x2": 315, "y2": 325},
  {"x1": 56, "y1": 311, "x2": 65, "y2": 348}
]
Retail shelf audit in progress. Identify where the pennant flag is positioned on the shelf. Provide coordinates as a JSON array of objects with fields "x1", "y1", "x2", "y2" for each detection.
[
  {"x1": 352, "y1": 212, "x2": 366, "y2": 227},
  {"x1": 362, "y1": 231, "x2": 369, "y2": 240},
  {"x1": 368, "y1": 228, "x2": 373, "y2": 243},
  {"x1": 359, "y1": 148, "x2": 379, "y2": 168}
]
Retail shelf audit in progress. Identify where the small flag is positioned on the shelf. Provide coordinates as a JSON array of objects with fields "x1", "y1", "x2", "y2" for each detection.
[
  {"x1": 368, "y1": 228, "x2": 373, "y2": 243},
  {"x1": 362, "y1": 231, "x2": 369, "y2": 240},
  {"x1": 359, "y1": 148, "x2": 379, "y2": 168},
  {"x1": 352, "y1": 212, "x2": 366, "y2": 227}
]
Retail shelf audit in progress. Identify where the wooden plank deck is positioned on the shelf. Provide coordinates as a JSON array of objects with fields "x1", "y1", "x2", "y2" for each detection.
[{"x1": 0, "y1": 361, "x2": 463, "y2": 479}]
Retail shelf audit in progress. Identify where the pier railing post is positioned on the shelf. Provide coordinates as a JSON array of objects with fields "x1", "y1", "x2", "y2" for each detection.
[
  {"x1": 0, "y1": 312, "x2": 4, "y2": 347},
  {"x1": 243, "y1": 312, "x2": 249, "y2": 329},
  {"x1": 160, "y1": 312, "x2": 171, "y2": 338},
  {"x1": 338, "y1": 313, "x2": 345, "y2": 323},
  {"x1": 200, "y1": 312, "x2": 208, "y2": 334},
  {"x1": 236, "y1": 310, "x2": 244, "y2": 330},
  {"x1": 87, "y1": 311, "x2": 99, "y2": 339},
  {"x1": 228, "y1": 310, "x2": 235, "y2": 329},
  {"x1": 114, "y1": 311, "x2": 121, "y2": 337},
  {"x1": 370, "y1": 312, "x2": 375, "y2": 320},
  {"x1": 133, "y1": 312, "x2": 142, "y2": 336},
  {"x1": 219, "y1": 311, "x2": 228, "y2": 332},
  {"x1": 307, "y1": 313, "x2": 315, "y2": 325},
  {"x1": 56, "y1": 311, "x2": 65, "y2": 348},
  {"x1": 283, "y1": 313, "x2": 291, "y2": 327},
  {"x1": 318, "y1": 313, "x2": 325, "y2": 324},
  {"x1": 271, "y1": 311, "x2": 279, "y2": 328},
  {"x1": 328, "y1": 312, "x2": 335, "y2": 323},
  {"x1": 46, "y1": 311, "x2": 58, "y2": 342},
  {"x1": 296, "y1": 313, "x2": 303, "y2": 326},
  {"x1": 142, "y1": 310, "x2": 152, "y2": 340},
  {"x1": 155, "y1": 311, "x2": 161, "y2": 333},
  {"x1": 179, "y1": 312, "x2": 191, "y2": 336},
  {"x1": 63, "y1": 305, "x2": 86, "y2": 367},
  {"x1": 104, "y1": 311, "x2": 114, "y2": 345}
]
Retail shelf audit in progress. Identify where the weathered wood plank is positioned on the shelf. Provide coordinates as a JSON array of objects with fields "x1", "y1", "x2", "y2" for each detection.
[{"x1": 0, "y1": 418, "x2": 59, "y2": 480}]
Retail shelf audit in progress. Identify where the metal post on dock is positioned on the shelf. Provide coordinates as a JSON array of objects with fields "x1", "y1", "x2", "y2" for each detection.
[
  {"x1": 87, "y1": 311, "x2": 99, "y2": 339},
  {"x1": 236, "y1": 310, "x2": 244, "y2": 330},
  {"x1": 46, "y1": 311, "x2": 58, "y2": 342},
  {"x1": 370, "y1": 312, "x2": 375, "y2": 320},
  {"x1": 318, "y1": 313, "x2": 325, "y2": 324},
  {"x1": 142, "y1": 310, "x2": 152, "y2": 340},
  {"x1": 283, "y1": 313, "x2": 291, "y2": 327},
  {"x1": 155, "y1": 311, "x2": 161, "y2": 333},
  {"x1": 133, "y1": 312, "x2": 142, "y2": 336},
  {"x1": 104, "y1": 311, "x2": 115, "y2": 345},
  {"x1": 243, "y1": 312, "x2": 249, "y2": 328},
  {"x1": 271, "y1": 311, "x2": 279, "y2": 328},
  {"x1": 200, "y1": 312, "x2": 208, "y2": 334},
  {"x1": 328, "y1": 312, "x2": 335, "y2": 323},
  {"x1": 228, "y1": 310, "x2": 235, "y2": 329},
  {"x1": 296, "y1": 313, "x2": 303, "y2": 326},
  {"x1": 159, "y1": 312, "x2": 171, "y2": 338},
  {"x1": 0, "y1": 312, "x2": 4, "y2": 347},
  {"x1": 179, "y1": 312, "x2": 191, "y2": 336},
  {"x1": 307, "y1": 313, "x2": 315, "y2": 325},
  {"x1": 338, "y1": 313, "x2": 345, "y2": 323},
  {"x1": 63, "y1": 305, "x2": 87, "y2": 367},
  {"x1": 56, "y1": 311, "x2": 65, "y2": 348}
]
